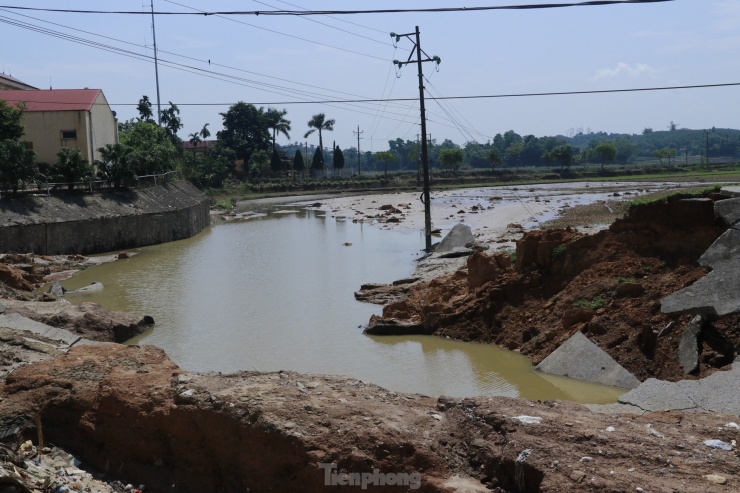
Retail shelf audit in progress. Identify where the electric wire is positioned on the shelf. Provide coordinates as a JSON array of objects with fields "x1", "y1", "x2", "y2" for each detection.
[
  {"x1": 162, "y1": 0, "x2": 387, "y2": 61},
  {"x1": 0, "y1": 1, "x2": 675, "y2": 16},
  {"x1": 271, "y1": 0, "x2": 388, "y2": 34},
  {"x1": 0, "y1": 15, "x2": 421, "y2": 121},
  {"x1": 0, "y1": 8, "x2": 403, "y2": 108},
  {"x1": 250, "y1": 0, "x2": 389, "y2": 46}
]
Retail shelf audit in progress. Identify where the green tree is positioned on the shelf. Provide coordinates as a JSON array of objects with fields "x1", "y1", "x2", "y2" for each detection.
[
  {"x1": 486, "y1": 147, "x2": 503, "y2": 172},
  {"x1": 293, "y1": 149, "x2": 305, "y2": 178},
  {"x1": 119, "y1": 120, "x2": 178, "y2": 175},
  {"x1": 96, "y1": 142, "x2": 134, "y2": 188},
  {"x1": 217, "y1": 102, "x2": 271, "y2": 168},
  {"x1": 304, "y1": 113, "x2": 335, "y2": 170},
  {"x1": 0, "y1": 100, "x2": 25, "y2": 141},
  {"x1": 541, "y1": 151, "x2": 554, "y2": 170},
  {"x1": 270, "y1": 150, "x2": 282, "y2": 175},
  {"x1": 374, "y1": 151, "x2": 395, "y2": 179},
  {"x1": 505, "y1": 142, "x2": 525, "y2": 169},
  {"x1": 137, "y1": 96, "x2": 155, "y2": 123},
  {"x1": 551, "y1": 144, "x2": 575, "y2": 171},
  {"x1": 160, "y1": 101, "x2": 183, "y2": 146},
  {"x1": 199, "y1": 123, "x2": 211, "y2": 141},
  {"x1": 594, "y1": 141, "x2": 617, "y2": 171},
  {"x1": 439, "y1": 148, "x2": 463, "y2": 174},
  {"x1": 52, "y1": 147, "x2": 93, "y2": 190},
  {"x1": 265, "y1": 108, "x2": 291, "y2": 154},
  {"x1": 180, "y1": 142, "x2": 232, "y2": 189},
  {"x1": 188, "y1": 132, "x2": 201, "y2": 149},
  {"x1": 333, "y1": 146, "x2": 345, "y2": 175},
  {"x1": 249, "y1": 150, "x2": 271, "y2": 181},
  {"x1": 0, "y1": 140, "x2": 37, "y2": 195},
  {"x1": 311, "y1": 147, "x2": 323, "y2": 176}
]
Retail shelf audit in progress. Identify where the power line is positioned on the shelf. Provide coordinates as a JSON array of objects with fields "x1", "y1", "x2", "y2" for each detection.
[
  {"x1": 162, "y1": 0, "x2": 387, "y2": 61},
  {"x1": 250, "y1": 0, "x2": 389, "y2": 46},
  {"x1": 0, "y1": 1, "x2": 674, "y2": 16},
  {"x1": 0, "y1": 15, "x2": 421, "y2": 120},
  {"x1": 0, "y1": 8, "x2": 410, "y2": 111}
]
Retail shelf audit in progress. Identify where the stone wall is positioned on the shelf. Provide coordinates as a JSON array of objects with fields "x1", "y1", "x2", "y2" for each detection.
[{"x1": 0, "y1": 180, "x2": 210, "y2": 255}]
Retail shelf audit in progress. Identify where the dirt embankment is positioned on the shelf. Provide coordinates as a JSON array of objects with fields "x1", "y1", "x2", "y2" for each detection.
[
  {"x1": 0, "y1": 253, "x2": 152, "y2": 343},
  {"x1": 2, "y1": 344, "x2": 739, "y2": 493},
  {"x1": 370, "y1": 192, "x2": 739, "y2": 382}
]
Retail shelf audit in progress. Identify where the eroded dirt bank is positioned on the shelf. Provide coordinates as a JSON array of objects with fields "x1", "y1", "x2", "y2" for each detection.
[
  {"x1": 2, "y1": 344, "x2": 739, "y2": 493},
  {"x1": 368, "y1": 191, "x2": 740, "y2": 382}
]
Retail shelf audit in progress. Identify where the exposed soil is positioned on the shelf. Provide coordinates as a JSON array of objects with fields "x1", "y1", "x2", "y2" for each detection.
[
  {"x1": 370, "y1": 191, "x2": 740, "y2": 382},
  {"x1": 2, "y1": 344, "x2": 739, "y2": 493}
]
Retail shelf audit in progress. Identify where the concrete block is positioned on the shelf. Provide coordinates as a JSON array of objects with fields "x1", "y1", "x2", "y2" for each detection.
[
  {"x1": 679, "y1": 316, "x2": 702, "y2": 374},
  {"x1": 536, "y1": 331, "x2": 640, "y2": 389},
  {"x1": 715, "y1": 197, "x2": 740, "y2": 228},
  {"x1": 435, "y1": 224, "x2": 474, "y2": 253}
]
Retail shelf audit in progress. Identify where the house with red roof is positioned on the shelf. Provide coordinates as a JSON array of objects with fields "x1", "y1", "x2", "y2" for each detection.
[{"x1": 0, "y1": 88, "x2": 118, "y2": 165}]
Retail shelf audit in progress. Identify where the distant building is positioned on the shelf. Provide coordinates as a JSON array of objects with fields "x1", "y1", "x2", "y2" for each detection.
[
  {"x1": 0, "y1": 89, "x2": 118, "y2": 164},
  {"x1": 0, "y1": 73, "x2": 38, "y2": 91},
  {"x1": 182, "y1": 139, "x2": 216, "y2": 153}
]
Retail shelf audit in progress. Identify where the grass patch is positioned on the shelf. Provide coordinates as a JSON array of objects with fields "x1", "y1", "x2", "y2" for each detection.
[
  {"x1": 629, "y1": 185, "x2": 722, "y2": 207},
  {"x1": 551, "y1": 244, "x2": 566, "y2": 260},
  {"x1": 616, "y1": 276, "x2": 636, "y2": 284},
  {"x1": 574, "y1": 296, "x2": 605, "y2": 310}
]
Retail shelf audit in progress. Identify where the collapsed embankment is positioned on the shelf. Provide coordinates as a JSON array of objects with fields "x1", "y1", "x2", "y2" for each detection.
[
  {"x1": 367, "y1": 191, "x2": 740, "y2": 382},
  {"x1": 2, "y1": 344, "x2": 739, "y2": 493},
  {"x1": 0, "y1": 180, "x2": 210, "y2": 255}
]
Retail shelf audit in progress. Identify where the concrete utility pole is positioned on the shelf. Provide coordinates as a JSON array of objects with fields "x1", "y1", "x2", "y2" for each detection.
[
  {"x1": 354, "y1": 126, "x2": 364, "y2": 175},
  {"x1": 392, "y1": 27, "x2": 440, "y2": 252},
  {"x1": 150, "y1": 0, "x2": 162, "y2": 124}
]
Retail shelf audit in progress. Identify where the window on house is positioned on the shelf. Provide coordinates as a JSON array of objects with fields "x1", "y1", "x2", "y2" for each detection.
[{"x1": 61, "y1": 130, "x2": 77, "y2": 140}]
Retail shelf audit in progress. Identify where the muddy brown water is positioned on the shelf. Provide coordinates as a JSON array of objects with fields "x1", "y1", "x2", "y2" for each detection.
[{"x1": 60, "y1": 206, "x2": 627, "y2": 403}]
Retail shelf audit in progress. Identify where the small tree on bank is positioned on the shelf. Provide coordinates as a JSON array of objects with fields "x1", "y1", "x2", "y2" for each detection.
[
  {"x1": 439, "y1": 148, "x2": 463, "y2": 175},
  {"x1": 293, "y1": 149, "x2": 305, "y2": 178},
  {"x1": 0, "y1": 140, "x2": 37, "y2": 195},
  {"x1": 52, "y1": 147, "x2": 92, "y2": 190},
  {"x1": 333, "y1": 146, "x2": 345, "y2": 176},
  {"x1": 374, "y1": 151, "x2": 395, "y2": 179}
]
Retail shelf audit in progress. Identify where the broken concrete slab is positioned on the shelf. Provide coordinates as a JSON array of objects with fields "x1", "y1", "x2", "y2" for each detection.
[
  {"x1": 619, "y1": 357, "x2": 740, "y2": 415},
  {"x1": 437, "y1": 247, "x2": 475, "y2": 259},
  {"x1": 715, "y1": 197, "x2": 740, "y2": 228},
  {"x1": 676, "y1": 364, "x2": 740, "y2": 414},
  {"x1": 0, "y1": 313, "x2": 81, "y2": 346},
  {"x1": 721, "y1": 185, "x2": 740, "y2": 198},
  {"x1": 698, "y1": 229, "x2": 740, "y2": 269},
  {"x1": 535, "y1": 331, "x2": 640, "y2": 389},
  {"x1": 679, "y1": 315, "x2": 702, "y2": 374},
  {"x1": 618, "y1": 379, "x2": 698, "y2": 412},
  {"x1": 0, "y1": 303, "x2": 5, "y2": 314},
  {"x1": 435, "y1": 224, "x2": 474, "y2": 253},
  {"x1": 662, "y1": 229, "x2": 740, "y2": 317},
  {"x1": 661, "y1": 264, "x2": 740, "y2": 317}
]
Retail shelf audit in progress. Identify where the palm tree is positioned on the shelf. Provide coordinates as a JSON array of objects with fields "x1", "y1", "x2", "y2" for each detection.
[
  {"x1": 97, "y1": 143, "x2": 134, "y2": 188},
  {"x1": 189, "y1": 132, "x2": 201, "y2": 149},
  {"x1": 53, "y1": 148, "x2": 92, "y2": 190},
  {"x1": 199, "y1": 123, "x2": 211, "y2": 141},
  {"x1": 265, "y1": 108, "x2": 291, "y2": 153},
  {"x1": 304, "y1": 113, "x2": 335, "y2": 169}
]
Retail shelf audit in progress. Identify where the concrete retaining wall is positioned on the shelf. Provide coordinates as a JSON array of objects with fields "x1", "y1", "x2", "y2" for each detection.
[{"x1": 0, "y1": 181, "x2": 210, "y2": 255}]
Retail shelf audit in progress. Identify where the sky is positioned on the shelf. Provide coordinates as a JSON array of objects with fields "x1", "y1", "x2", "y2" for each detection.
[{"x1": 1, "y1": 0, "x2": 739, "y2": 151}]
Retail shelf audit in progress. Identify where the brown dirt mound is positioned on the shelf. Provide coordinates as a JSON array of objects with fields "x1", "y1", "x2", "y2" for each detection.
[
  {"x1": 374, "y1": 194, "x2": 740, "y2": 382},
  {"x1": 3, "y1": 344, "x2": 740, "y2": 492}
]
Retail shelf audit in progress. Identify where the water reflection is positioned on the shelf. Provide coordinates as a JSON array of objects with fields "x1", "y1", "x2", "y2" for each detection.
[{"x1": 61, "y1": 207, "x2": 624, "y2": 403}]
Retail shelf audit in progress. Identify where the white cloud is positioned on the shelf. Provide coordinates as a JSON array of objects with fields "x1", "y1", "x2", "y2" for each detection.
[{"x1": 594, "y1": 62, "x2": 657, "y2": 80}]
